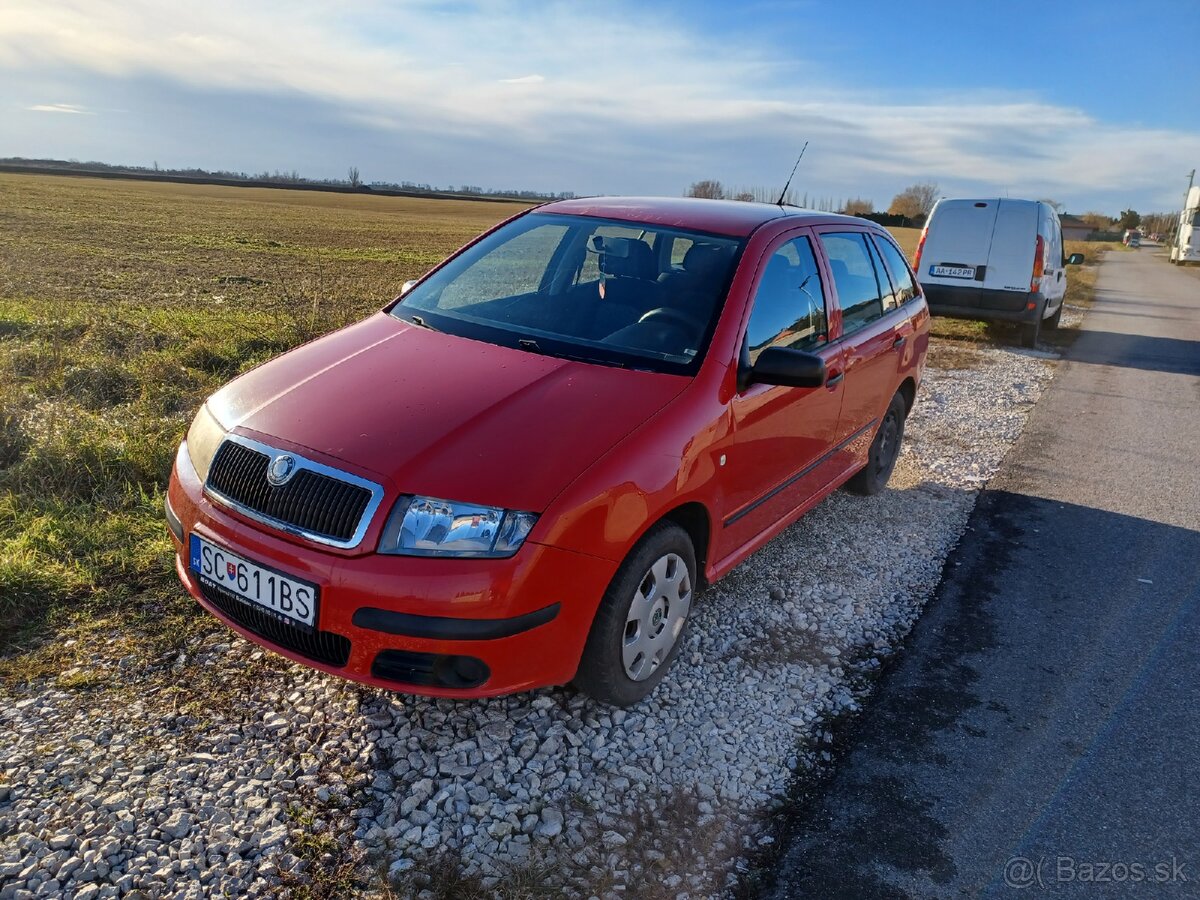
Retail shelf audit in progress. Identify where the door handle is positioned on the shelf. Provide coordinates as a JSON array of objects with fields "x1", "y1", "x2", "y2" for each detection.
[
  {"x1": 826, "y1": 370, "x2": 844, "y2": 387},
  {"x1": 892, "y1": 335, "x2": 907, "y2": 349}
]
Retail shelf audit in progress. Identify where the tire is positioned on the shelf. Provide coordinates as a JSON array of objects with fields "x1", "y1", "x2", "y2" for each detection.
[
  {"x1": 845, "y1": 392, "x2": 907, "y2": 496},
  {"x1": 573, "y1": 522, "x2": 696, "y2": 707},
  {"x1": 1045, "y1": 302, "x2": 1063, "y2": 330},
  {"x1": 1021, "y1": 315, "x2": 1041, "y2": 348}
]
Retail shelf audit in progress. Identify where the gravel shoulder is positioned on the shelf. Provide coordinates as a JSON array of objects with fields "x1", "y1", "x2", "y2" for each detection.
[{"x1": 1, "y1": 337, "x2": 1057, "y2": 899}]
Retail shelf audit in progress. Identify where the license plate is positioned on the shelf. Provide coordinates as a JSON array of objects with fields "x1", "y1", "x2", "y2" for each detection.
[
  {"x1": 189, "y1": 534, "x2": 319, "y2": 629},
  {"x1": 930, "y1": 264, "x2": 976, "y2": 279}
]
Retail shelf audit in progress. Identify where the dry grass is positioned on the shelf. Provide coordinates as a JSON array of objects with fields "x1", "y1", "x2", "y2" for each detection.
[
  {"x1": 884, "y1": 225, "x2": 921, "y2": 259},
  {"x1": 0, "y1": 172, "x2": 526, "y2": 682}
]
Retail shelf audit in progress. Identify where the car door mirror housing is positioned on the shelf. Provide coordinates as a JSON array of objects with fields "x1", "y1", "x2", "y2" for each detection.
[
  {"x1": 748, "y1": 347, "x2": 827, "y2": 389},
  {"x1": 1066, "y1": 253, "x2": 1085, "y2": 265}
]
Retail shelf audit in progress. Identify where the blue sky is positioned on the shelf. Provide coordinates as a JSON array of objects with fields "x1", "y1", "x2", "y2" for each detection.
[{"x1": 2, "y1": 0, "x2": 1198, "y2": 213}]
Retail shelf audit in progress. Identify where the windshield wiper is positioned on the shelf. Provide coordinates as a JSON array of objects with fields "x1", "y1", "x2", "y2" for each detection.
[
  {"x1": 405, "y1": 313, "x2": 438, "y2": 332},
  {"x1": 515, "y1": 336, "x2": 629, "y2": 369}
]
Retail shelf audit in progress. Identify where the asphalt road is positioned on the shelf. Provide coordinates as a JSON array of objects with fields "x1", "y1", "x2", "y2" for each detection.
[{"x1": 764, "y1": 247, "x2": 1200, "y2": 898}]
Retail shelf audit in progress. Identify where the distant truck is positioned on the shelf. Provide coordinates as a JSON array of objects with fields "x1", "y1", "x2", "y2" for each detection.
[{"x1": 1169, "y1": 185, "x2": 1200, "y2": 265}]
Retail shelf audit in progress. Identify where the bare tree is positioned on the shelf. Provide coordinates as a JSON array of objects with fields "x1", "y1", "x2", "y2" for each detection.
[
  {"x1": 687, "y1": 180, "x2": 725, "y2": 200},
  {"x1": 842, "y1": 197, "x2": 874, "y2": 216},
  {"x1": 888, "y1": 182, "x2": 940, "y2": 218},
  {"x1": 733, "y1": 191, "x2": 755, "y2": 202},
  {"x1": 347, "y1": 166, "x2": 361, "y2": 188}
]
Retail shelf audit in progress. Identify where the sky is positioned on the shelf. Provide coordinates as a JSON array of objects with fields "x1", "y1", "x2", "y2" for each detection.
[{"x1": 2, "y1": 0, "x2": 1198, "y2": 214}]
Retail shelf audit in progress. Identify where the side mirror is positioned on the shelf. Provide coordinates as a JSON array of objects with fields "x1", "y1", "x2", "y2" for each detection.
[
  {"x1": 1066, "y1": 253, "x2": 1085, "y2": 265},
  {"x1": 401, "y1": 279, "x2": 418, "y2": 295},
  {"x1": 747, "y1": 347, "x2": 827, "y2": 389}
]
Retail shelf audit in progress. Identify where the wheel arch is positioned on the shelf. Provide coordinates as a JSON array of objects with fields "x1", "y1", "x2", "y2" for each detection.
[
  {"x1": 897, "y1": 376, "x2": 917, "y2": 415},
  {"x1": 658, "y1": 501, "x2": 713, "y2": 587}
]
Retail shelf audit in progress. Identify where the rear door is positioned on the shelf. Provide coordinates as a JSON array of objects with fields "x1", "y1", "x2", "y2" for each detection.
[
  {"x1": 920, "y1": 200, "x2": 997, "y2": 287},
  {"x1": 816, "y1": 228, "x2": 912, "y2": 470},
  {"x1": 982, "y1": 200, "x2": 1038, "y2": 293}
]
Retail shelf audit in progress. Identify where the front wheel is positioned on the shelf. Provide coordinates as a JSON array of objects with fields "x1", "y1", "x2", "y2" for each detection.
[
  {"x1": 573, "y1": 522, "x2": 696, "y2": 707},
  {"x1": 845, "y1": 391, "x2": 907, "y2": 496}
]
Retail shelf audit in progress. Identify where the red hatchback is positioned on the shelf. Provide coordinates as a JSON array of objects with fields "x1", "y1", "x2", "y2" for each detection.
[{"x1": 167, "y1": 197, "x2": 929, "y2": 706}]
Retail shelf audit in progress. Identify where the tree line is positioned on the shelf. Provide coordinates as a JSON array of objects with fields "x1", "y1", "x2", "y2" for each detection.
[
  {"x1": 686, "y1": 179, "x2": 940, "y2": 221},
  {"x1": 0, "y1": 157, "x2": 574, "y2": 202}
]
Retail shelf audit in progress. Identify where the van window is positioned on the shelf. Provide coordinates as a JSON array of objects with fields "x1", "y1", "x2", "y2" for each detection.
[
  {"x1": 745, "y1": 237, "x2": 828, "y2": 364},
  {"x1": 873, "y1": 236, "x2": 918, "y2": 305},
  {"x1": 819, "y1": 232, "x2": 885, "y2": 334}
]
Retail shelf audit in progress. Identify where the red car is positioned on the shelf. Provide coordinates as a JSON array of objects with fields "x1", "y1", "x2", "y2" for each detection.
[{"x1": 167, "y1": 197, "x2": 929, "y2": 706}]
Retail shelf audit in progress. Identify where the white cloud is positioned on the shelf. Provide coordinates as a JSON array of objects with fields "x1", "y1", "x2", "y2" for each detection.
[
  {"x1": 26, "y1": 102, "x2": 92, "y2": 114},
  {"x1": 2, "y1": 0, "x2": 1197, "y2": 209}
]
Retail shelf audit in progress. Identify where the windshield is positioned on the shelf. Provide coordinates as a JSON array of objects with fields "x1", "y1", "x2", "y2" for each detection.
[{"x1": 392, "y1": 212, "x2": 743, "y2": 374}]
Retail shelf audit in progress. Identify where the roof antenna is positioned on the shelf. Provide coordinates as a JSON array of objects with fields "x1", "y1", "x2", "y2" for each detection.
[{"x1": 776, "y1": 142, "x2": 808, "y2": 206}]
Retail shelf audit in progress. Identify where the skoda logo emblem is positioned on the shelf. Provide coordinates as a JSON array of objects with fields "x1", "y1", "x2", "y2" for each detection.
[{"x1": 267, "y1": 454, "x2": 297, "y2": 486}]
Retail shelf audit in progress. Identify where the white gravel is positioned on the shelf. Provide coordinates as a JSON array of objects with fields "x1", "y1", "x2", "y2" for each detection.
[{"x1": 0, "y1": 339, "x2": 1056, "y2": 899}]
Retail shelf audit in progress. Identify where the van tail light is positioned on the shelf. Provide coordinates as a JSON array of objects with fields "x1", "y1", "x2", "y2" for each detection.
[
  {"x1": 1030, "y1": 234, "x2": 1045, "y2": 291},
  {"x1": 913, "y1": 227, "x2": 928, "y2": 274}
]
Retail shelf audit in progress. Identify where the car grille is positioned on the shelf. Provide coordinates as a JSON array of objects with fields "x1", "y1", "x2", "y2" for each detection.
[
  {"x1": 206, "y1": 440, "x2": 374, "y2": 544},
  {"x1": 199, "y1": 580, "x2": 351, "y2": 667}
]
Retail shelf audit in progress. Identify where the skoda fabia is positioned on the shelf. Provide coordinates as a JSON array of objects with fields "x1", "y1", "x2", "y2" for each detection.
[{"x1": 168, "y1": 197, "x2": 929, "y2": 706}]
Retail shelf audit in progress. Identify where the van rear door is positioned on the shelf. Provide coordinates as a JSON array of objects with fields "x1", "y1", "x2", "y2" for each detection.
[
  {"x1": 920, "y1": 200, "x2": 998, "y2": 285},
  {"x1": 983, "y1": 200, "x2": 1038, "y2": 292}
]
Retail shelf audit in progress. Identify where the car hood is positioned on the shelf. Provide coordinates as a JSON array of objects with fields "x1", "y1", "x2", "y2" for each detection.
[{"x1": 206, "y1": 313, "x2": 688, "y2": 512}]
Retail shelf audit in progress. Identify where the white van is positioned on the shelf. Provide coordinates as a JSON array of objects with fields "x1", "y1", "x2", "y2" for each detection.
[{"x1": 914, "y1": 198, "x2": 1083, "y2": 347}]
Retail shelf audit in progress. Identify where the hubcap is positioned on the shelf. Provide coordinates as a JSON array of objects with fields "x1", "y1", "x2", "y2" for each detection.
[
  {"x1": 876, "y1": 411, "x2": 899, "y2": 475},
  {"x1": 622, "y1": 552, "x2": 692, "y2": 681}
]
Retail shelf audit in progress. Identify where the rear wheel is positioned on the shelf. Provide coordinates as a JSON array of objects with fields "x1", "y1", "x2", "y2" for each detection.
[
  {"x1": 846, "y1": 392, "x2": 907, "y2": 496},
  {"x1": 573, "y1": 522, "x2": 696, "y2": 707}
]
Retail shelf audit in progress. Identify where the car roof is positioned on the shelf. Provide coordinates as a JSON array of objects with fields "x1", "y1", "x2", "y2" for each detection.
[{"x1": 538, "y1": 196, "x2": 877, "y2": 238}]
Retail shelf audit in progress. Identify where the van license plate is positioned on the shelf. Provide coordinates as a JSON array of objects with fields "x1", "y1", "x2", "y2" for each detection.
[
  {"x1": 930, "y1": 265, "x2": 976, "y2": 279},
  {"x1": 189, "y1": 534, "x2": 318, "y2": 629}
]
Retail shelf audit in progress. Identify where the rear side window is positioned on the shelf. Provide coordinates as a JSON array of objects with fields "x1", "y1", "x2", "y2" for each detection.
[
  {"x1": 745, "y1": 237, "x2": 828, "y2": 364},
  {"x1": 818, "y1": 232, "x2": 885, "y2": 334},
  {"x1": 873, "y1": 236, "x2": 918, "y2": 305}
]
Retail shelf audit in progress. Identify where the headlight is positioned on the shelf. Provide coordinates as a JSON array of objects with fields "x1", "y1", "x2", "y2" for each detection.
[
  {"x1": 185, "y1": 403, "x2": 226, "y2": 483},
  {"x1": 378, "y1": 495, "x2": 538, "y2": 558}
]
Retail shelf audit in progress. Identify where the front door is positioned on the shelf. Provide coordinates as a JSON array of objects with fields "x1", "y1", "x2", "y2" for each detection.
[{"x1": 720, "y1": 230, "x2": 846, "y2": 557}]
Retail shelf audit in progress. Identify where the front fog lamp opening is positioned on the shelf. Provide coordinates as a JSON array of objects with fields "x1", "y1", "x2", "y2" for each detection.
[{"x1": 378, "y1": 496, "x2": 538, "y2": 558}]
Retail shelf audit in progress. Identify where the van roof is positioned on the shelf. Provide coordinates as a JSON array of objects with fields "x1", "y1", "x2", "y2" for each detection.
[{"x1": 937, "y1": 198, "x2": 1045, "y2": 208}]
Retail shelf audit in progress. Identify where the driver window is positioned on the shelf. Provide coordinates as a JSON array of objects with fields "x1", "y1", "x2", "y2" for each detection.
[{"x1": 745, "y1": 237, "x2": 828, "y2": 364}]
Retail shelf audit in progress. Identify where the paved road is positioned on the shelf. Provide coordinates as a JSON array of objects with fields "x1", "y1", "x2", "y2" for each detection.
[{"x1": 765, "y1": 247, "x2": 1200, "y2": 898}]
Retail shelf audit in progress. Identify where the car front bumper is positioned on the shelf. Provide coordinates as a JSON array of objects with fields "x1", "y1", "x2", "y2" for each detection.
[{"x1": 167, "y1": 445, "x2": 617, "y2": 698}]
